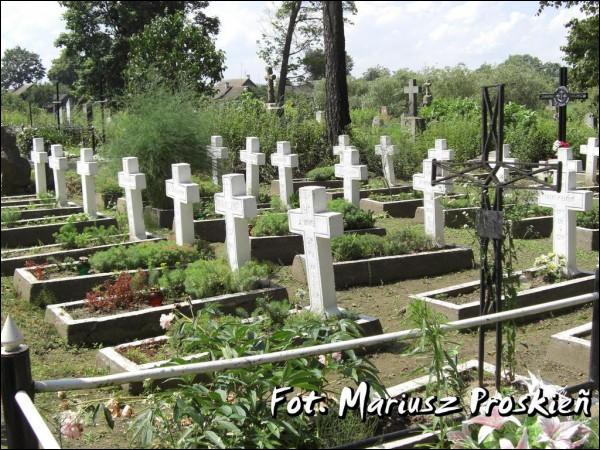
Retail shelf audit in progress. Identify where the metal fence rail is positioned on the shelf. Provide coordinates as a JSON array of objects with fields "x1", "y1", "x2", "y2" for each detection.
[{"x1": 14, "y1": 391, "x2": 60, "y2": 449}]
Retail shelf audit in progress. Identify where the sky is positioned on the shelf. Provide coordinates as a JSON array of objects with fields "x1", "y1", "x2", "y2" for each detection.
[{"x1": 0, "y1": 1, "x2": 586, "y2": 83}]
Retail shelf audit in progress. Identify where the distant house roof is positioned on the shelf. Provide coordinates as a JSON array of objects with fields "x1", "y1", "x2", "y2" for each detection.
[
  {"x1": 213, "y1": 77, "x2": 257, "y2": 100},
  {"x1": 10, "y1": 83, "x2": 34, "y2": 96}
]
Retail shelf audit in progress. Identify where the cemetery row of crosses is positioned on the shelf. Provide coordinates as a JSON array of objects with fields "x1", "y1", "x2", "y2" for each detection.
[{"x1": 1, "y1": 75, "x2": 599, "y2": 448}]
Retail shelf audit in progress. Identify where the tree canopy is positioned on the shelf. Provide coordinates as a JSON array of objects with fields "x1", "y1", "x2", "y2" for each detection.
[{"x1": 1, "y1": 46, "x2": 45, "y2": 90}]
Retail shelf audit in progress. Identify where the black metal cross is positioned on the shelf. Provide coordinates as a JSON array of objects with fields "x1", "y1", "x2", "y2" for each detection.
[
  {"x1": 430, "y1": 84, "x2": 561, "y2": 390},
  {"x1": 539, "y1": 67, "x2": 588, "y2": 142}
]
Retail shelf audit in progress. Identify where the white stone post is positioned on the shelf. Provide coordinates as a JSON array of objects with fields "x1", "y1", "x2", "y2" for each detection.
[
  {"x1": 207, "y1": 136, "x2": 228, "y2": 186},
  {"x1": 580, "y1": 137, "x2": 599, "y2": 185},
  {"x1": 31, "y1": 138, "x2": 48, "y2": 196},
  {"x1": 288, "y1": 186, "x2": 343, "y2": 316},
  {"x1": 214, "y1": 174, "x2": 257, "y2": 270},
  {"x1": 118, "y1": 157, "x2": 147, "y2": 241},
  {"x1": 48, "y1": 145, "x2": 69, "y2": 206},
  {"x1": 270, "y1": 141, "x2": 298, "y2": 207},
  {"x1": 538, "y1": 147, "x2": 592, "y2": 275},
  {"x1": 334, "y1": 148, "x2": 367, "y2": 206},
  {"x1": 375, "y1": 135, "x2": 397, "y2": 186},
  {"x1": 76, "y1": 148, "x2": 98, "y2": 217},
  {"x1": 239, "y1": 137, "x2": 265, "y2": 197},
  {"x1": 166, "y1": 163, "x2": 200, "y2": 246}
]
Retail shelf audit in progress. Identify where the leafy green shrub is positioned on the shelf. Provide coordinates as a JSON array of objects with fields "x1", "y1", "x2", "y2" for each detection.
[
  {"x1": 54, "y1": 223, "x2": 121, "y2": 249},
  {"x1": 191, "y1": 174, "x2": 222, "y2": 197},
  {"x1": 328, "y1": 198, "x2": 375, "y2": 230},
  {"x1": 306, "y1": 165, "x2": 335, "y2": 181},
  {"x1": 252, "y1": 212, "x2": 289, "y2": 236},
  {"x1": 270, "y1": 192, "x2": 299, "y2": 210},
  {"x1": 102, "y1": 86, "x2": 210, "y2": 208},
  {"x1": 15, "y1": 127, "x2": 78, "y2": 158},
  {"x1": 235, "y1": 260, "x2": 273, "y2": 291},
  {"x1": 577, "y1": 207, "x2": 599, "y2": 229},
  {"x1": 505, "y1": 203, "x2": 552, "y2": 221},
  {"x1": 1, "y1": 208, "x2": 21, "y2": 225},
  {"x1": 183, "y1": 259, "x2": 235, "y2": 298},
  {"x1": 89, "y1": 240, "x2": 210, "y2": 273},
  {"x1": 383, "y1": 229, "x2": 434, "y2": 256}
]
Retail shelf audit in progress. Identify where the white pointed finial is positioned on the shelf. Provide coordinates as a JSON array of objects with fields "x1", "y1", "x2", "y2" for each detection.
[{"x1": 1, "y1": 315, "x2": 25, "y2": 353}]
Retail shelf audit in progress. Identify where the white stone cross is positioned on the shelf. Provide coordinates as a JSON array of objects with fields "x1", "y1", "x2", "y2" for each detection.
[
  {"x1": 31, "y1": 137, "x2": 48, "y2": 196},
  {"x1": 489, "y1": 144, "x2": 518, "y2": 183},
  {"x1": 118, "y1": 157, "x2": 147, "y2": 241},
  {"x1": 239, "y1": 137, "x2": 265, "y2": 197},
  {"x1": 214, "y1": 173, "x2": 257, "y2": 270},
  {"x1": 375, "y1": 135, "x2": 397, "y2": 186},
  {"x1": 166, "y1": 163, "x2": 200, "y2": 246},
  {"x1": 271, "y1": 141, "x2": 299, "y2": 208},
  {"x1": 333, "y1": 134, "x2": 354, "y2": 160},
  {"x1": 207, "y1": 136, "x2": 228, "y2": 185},
  {"x1": 580, "y1": 137, "x2": 598, "y2": 185},
  {"x1": 413, "y1": 158, "x2": 454, "y2": 247},
  {"x1": 334, "y1": 148, "x2": 367, "y2": 206},
  {"x1": 76, "y1": 148, "x2": 98, "y2": 217},
  {"x1": 48, "y1": 144, "x2": 69, "y2": 206},
  {"x1": 288, "y1": 186, "x2": 343, "y2": 316},
  {"x1": 538, "y1": 148, "x2": 592, "y2": 275}
]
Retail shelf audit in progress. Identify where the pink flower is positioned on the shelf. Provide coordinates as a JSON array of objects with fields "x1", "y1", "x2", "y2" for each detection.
[
  {"x1": 159, "y1": 313, "x2": 175, "y2": 330},
  {"x1": 499, "y1": 428, "x2": 529, "y2": 449},
  {"x1": 447, "y1": 423, "x2": 471, "y2": 449},
  {"x1": 464, "y1": 406, "x2": 521, "y2": 444},
  {"x1": 60, "y1": 411, "x2": 83, "y2": 439},
  {"x1": 538, "y1": 416, "x2": 592, "y2": 449},
  {"x1": 553, "y1": 140, "x2": 570, "y2": 152},
  {"x1": 331, "y1": 352, "x2": 342, "y2": 362}
]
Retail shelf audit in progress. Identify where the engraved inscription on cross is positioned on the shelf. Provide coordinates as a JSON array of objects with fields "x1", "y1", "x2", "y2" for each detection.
[
  {"x1": 239, "y1": 137, "x2": 265, "y2": 197},
  {"x1": 76, "y1": 148, "x2": 98, "y2": 217},
  {"x1": 31, "y1": 137, "x2": 48, "y2": 196},
  {"x1": 214, "y1": 173, "x2": 257, "y2": 271},
  {"x1": 580, "y1": 137, "x2": 598, "y2": 185},
  {"x1": 166, "y1": 163, "x2": 200, "y2": 246},
  {"x1": 48, "y1": 144, "x2": 69, "y2": 206},
  {"x1": 207, "y1": 136, "x2": 228, "y2": 186},
  {"x1": 270, "y1": 141, "x2": 298, "y2": 208},
  {"x1": 538, "y1": 147, "x2": 592, "y2": 275},
  {"x1": 118, "y1": 157, "x2": 147, "y2": 241},
  {"x1": 404, "y1": 79, "x2": 421, "y2": 117},
  {"x1": 334, "y1": 147, "x2": 367, "y2": 206},
  {"x1": 288, "y1": 186, "x2": 343, "y2": 316},
  {"x1": 375, "y1": 136, "x2": 397, "y2": 186}
]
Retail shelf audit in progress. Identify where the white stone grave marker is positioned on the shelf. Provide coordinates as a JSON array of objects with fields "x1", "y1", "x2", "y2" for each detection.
[
  {"x1": 48, "y1": 144, "x2": 69, "y2": 206},
  {"x1": 538, "y1": 147, "x2": 592, "y2": 275},
  {"x1": 76, "y1": 148, "x2": 98, "y2": 217},
  {"x1": 580, "y1": 137, "x2": 598, "y2": 185},
  {"x1": 288, "y1": 186, "x2": 343, "y2": 316},
  {"x1": 118, "y1": 157, "x2": 147, "y2": 241},
  {"x1": 270, "y1": 141, "x2": 298, "y2": 207},
  {"x1": 207, "y1": 136, "x2": 228, "y2": 185},
  {"x1": 31, "y1": 138, "x2": 48, "y2": 196},
  {"x1": 333, "y1": 134, "x2": 354, "y2": 160},
  {"x1": 375, "y1": 135, "x2": 397, "y2": 186},
  {"x1": 214, "y1": 173, "x2": 257, "y2": 270},
  {"x1": 489, "y1": 144, "x2": 517, "y2": 183},
  {"x1": 166, "y1": 163, "x2": 200, "y2": 246},
  {"x1": 334, "y1": 148, "x2": 367, "y2": 206},
  {"x1": 239, "y1": 137, "x2": 265, "y2": 197}
]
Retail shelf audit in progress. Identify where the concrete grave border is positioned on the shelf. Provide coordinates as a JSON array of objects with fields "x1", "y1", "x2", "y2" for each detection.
[{"x1": 546, "y1": 323, "x2": 591, "y2": 373}]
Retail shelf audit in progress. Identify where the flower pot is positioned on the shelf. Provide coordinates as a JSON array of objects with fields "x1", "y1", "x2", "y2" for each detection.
[{"x1": 147, "y1": 290, "x2": 164, "y2": 307}]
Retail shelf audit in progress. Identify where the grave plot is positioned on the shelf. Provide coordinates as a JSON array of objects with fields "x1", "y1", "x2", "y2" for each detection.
[
  {"x1": 249, "y1": 199, "x2": 386, "y2": 264},
  {"x1": 576, "y1": 204, "x2": 599, "y2": 251},
  {"x1": 1, "y1": 202, "x2": 83, "y2": 221},
  {"x1": 269, "y1": 165, "x2": 342, "y2": 196},
  {"x1": 410, "y1": 267, "x2": 595, "y2": 321},
  {"x1": 359, "y1": 190, "x2": 423, "y2": 218},
  {"x1": 0, "y1": 213, "x2": 117, "y2": 248},
  {"x1": 546, "y1": 322, "x2": 591, "y2": 372},
  {"x1": 44, "y1": 260, "x2": 288, "y2": 345}
]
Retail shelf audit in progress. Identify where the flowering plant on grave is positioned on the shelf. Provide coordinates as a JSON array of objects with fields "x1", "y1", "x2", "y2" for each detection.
[
  {"x1": 553, "y1": 140, "x2": 570, "y2": 152},
  {"x1": 446, "y1": 373, "x2": 593, "y2": 449},
  {"x1": 533, "y1": 252, "x2": 567, "y2": 283}
]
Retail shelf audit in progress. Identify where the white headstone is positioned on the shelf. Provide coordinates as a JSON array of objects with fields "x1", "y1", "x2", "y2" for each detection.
[
  {"x1": 288, "y1": 186, "x2": 343, "y2": 316},
  {"x1": 334, "y1": 148, "x2": 367, "y2": 206},
  {"x1": 538, "y1": 147, "x2": 593, "y2": 275},
  {"x1": 65, "y1": 98, "x2": 72, "y2": 125},
  {"x1": 31, "y1": 137, "x2": 48, "y2": 196},
  {"x1": 315, "y1": 110, "x2": 324, "y2": 123},
  {"x1": 214, "y1": 174, "x2": 257, "y2": 270},
  {"x1": 489, "y1": 144, "x2": 517, "y2": 183},
  {"x1": 332, "y1": 134, "x2": 354, "y2": 160},
  {"x1": 166, "y1": 163, "x2": 200, "y2": 246},
  {"x1": 270, "y1": 141, "x2": 298, "y2": 208},
  {"x1": 118, "y1": 157, "x2": 147, "y2": 241},
  {"x1": 239, "y1": 137, "x2": 265, "y2": 197},
  {"x1": 207, "y1": 136, "x2": 228, "y2": 186},
  {"x1": 76, "y1": 148, "x2": 98, "y2": 217},
  {"x1": 48, "y1": 144, "x2": 69, "y2": 206},
  {"x1": 375, "y1": 136, "x2": 397, "y2": 185},
  {"x1": 413, "y1": 156, "x2": 454, "y2": 247},
  {"x1": 580, "y1": 137, "x2": 599, "y2": 185}
]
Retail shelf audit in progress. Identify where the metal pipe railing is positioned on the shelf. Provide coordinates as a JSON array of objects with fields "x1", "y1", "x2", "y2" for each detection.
[
  {"x1": 34, "y1": 292, "x2": 598, "y2": 393},
  {"x1": 15, "y1": 391, "x2": 61, "y2": 449}
]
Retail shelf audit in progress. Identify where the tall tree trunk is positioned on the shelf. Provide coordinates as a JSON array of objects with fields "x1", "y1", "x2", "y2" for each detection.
[
  {"x1": 277, "y1": 1, "x2": 302, "y2": 110},
  {"x1": 323, "y1": 1, "x2": 350, "y2": 147}
]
